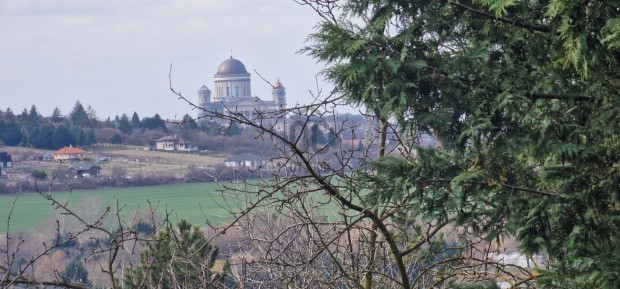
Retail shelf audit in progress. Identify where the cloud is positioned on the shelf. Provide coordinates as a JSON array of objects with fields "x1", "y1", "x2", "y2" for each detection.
[
  {"x1": 2, "y1": 0, "x2": 114, "y2": 16},
  {"x1": 0, "y1": 0, "x2": 333, "y2": 119}
]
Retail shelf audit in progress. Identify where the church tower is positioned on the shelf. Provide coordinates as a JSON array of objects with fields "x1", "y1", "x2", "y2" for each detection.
[
  {"x1": 272, "y1": 79, "x2": 286, "y2": 108},
  {"x1": 197, "y1": 85, "x2": 211, "y2": 118}
]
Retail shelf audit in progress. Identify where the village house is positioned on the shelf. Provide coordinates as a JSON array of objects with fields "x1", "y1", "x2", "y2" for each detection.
[
  {"x1": 156, "y1": 135, "x2": 197, "y2": 151},
  {"x1": 224, "y1": 153, "x2": 266, "y2": 169},
  {"x1": 53, "y1": 146, "x2": 87, "y2": 161},
  {"x1": 66, "y1": 162, "x2": 102, "y2": 178}
]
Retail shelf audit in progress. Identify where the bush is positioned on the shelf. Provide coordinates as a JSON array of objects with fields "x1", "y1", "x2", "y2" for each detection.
[
  {"x1": 31, "y1": 169, "x2": 48, "y2": 180},
  {"x1": 110, "y1": 133, "x2": 123, "y2": 144}
]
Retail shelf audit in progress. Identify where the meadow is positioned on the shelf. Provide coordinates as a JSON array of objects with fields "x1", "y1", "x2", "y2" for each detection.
[{"x1": 0, "y1": 182, "x2": 245, "y2": 234}]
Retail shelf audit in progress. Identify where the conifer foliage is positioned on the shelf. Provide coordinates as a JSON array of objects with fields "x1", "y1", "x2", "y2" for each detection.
[
  {"x1": 124, "y1": 220, "x2": 223, "y2": 289},
  {"x1": 61, "y1": 261, "x2": 93, "y2": 288},
  {"x1": 303, "y1": 0, "x2": 620, "y2": 288}
]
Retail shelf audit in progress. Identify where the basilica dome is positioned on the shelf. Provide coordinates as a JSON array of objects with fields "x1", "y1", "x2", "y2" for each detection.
[{"x1": 216, "y1": 57, "x2": 248, "y2": 75}]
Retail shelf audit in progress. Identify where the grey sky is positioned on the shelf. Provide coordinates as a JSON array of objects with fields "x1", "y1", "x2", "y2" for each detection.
[{"x1": 0, "y1": 0, "x2": 342, "y2": 120}]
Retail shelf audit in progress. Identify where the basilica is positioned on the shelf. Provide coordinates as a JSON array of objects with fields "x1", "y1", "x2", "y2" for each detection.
[{"x1": 197, "y1": 56, "x2": 286, "y2": 124}]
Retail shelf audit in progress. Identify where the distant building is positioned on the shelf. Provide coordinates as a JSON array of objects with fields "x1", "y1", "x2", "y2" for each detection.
[
  {"x1": 489, "y1": 252, "x2": 547, "y2": 268},
  {"x1": 0, "y1": 152, "x2": 12, "y2": 167},
  {"x1": 156, "y1": 135, "x2": 197, "y2": 151},
  {"x1": 224, "y1": 153, "x2": 266, "y2": 169},
  {"x1": 0, "y1": 152, "x2": 12, "y2": 174},
  {"x1": 53, "y1": 146, "x2": 87, "y2": 161},
  {"x1": 197, "y1": 55, "x2": 286, "y2": 129},
  {"x1": 340, "y1": 139, "x2": 363, "y2": 151},
  {"x1": 67, "y1": 162, "x2": 101, "y2": 178}
]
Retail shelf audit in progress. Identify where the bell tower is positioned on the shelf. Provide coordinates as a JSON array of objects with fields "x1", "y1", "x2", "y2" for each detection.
[
  {"x1": 197, "y1": 85, "x2": 211, "y2": 118},
  {"x1": 272, "y1": 79, "x2": 286, "y2": 108}
]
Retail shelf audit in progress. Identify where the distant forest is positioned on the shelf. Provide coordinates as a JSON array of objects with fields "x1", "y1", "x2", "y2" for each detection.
[{"x1": 0, "y1": 101, "x2": 365, "y2": 156}]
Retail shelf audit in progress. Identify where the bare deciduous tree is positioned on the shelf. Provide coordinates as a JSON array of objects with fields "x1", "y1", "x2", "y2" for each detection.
[
  {"x1": 0, "y1": 167, "x2": 173, "y2": 289},
  {"x1": 170, "y1": 64, "x2": 540, "y2": 288}
]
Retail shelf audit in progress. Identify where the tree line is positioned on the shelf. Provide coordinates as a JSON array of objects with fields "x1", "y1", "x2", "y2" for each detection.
[
  {"x1": 0, "y1": 100, "x2": 362, "y2": 157},
  {"x1": 0, "y1": 101, "x2": 178, "y2": 149}
]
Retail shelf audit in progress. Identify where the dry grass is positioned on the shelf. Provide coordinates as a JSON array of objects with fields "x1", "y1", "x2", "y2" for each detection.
[
  {"x1": 96, "y1": 147, "x2": 226, "y2": 173},
  {"x1": 1, "y1": 145, "x2": 228, "y2": 179}
]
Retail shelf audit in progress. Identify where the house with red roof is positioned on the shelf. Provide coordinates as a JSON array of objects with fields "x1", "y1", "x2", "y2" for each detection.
[{"x1": 53, "y1": 146, "x2": 87, "y2": 161}]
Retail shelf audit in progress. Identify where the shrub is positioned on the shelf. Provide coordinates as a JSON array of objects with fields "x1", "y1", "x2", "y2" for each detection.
[{"x1": 31, "y1": 169, "x2": 48, "y2": 180}]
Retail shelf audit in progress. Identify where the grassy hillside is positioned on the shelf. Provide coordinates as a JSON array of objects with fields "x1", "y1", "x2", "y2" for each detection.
[{"x1": 0, "y1": 182, "x2": 240, "y2": 234}]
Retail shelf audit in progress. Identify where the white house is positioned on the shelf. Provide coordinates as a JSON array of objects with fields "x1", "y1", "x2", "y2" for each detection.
[
  {"x1": 155, "y1": 136, "x2": 197, "y2": 151},
  {"x1": 224, "y1": 153, "x2": 266, "y2": 169},
  {"x1": 53, "y1": 146, "x2": 87, "y2": 161}
]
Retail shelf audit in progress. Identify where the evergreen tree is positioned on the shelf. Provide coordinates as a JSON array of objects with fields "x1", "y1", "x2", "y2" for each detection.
[
  {"x1": 86, "y1": 105, "x2": 98, "y2": 127},
  {"x1": 19, "y1": 108, "x2": 28, "y2": 122},
  {"x1": 103, "y1": 116, "x2": 114, "y2": 128},
  {"x1": 288, "y1": 120, "x2": 299, "y2": 142},
  {"x1": 74, "y1": 129, "x2": 93, "y2": 147},
  {"x1": 88, "y1": 129, "x2": 95, "y2": 145},
  {"x1": 70, "y1": 100, "x2": 90, "y2": 127},
  {"x1": 199, "y1": 120, "x2": 221, "y2": 135},
  {"x1": 4, "y1": 108, "x2": 14, "y2": 121},
  {"x1": 117, "y1": 113, "x2": 132, "y2": 134},
  {"x1": 225, "y1": 121, "x2": 241, "y2": 136},
  {"x1": 51, "y1": 107, "x2": 64, "y2": 123},
  {"x1": 303, "y1": 0, "x2": 620, "y2": 288},
  {"x1": 28, "y1": 105, "x2": 40, "y2": 124},
  {"x1": 30, "y1": 169, "x2": 47, "y2": 180},
  {"x1": 141, "y1": 113, "x2": 167, "y2": 131},
  {"x1": 61, "y1": 260, "x2": 92, "y2": 287},
  {"x1": 131, "y1": 111, "x2": 141, "y2": 129},
  {"x1": 2, "y1": 121, "x2": 22, "y2": 146},
  {"x1": 52, "y1": 125, "x2": 75, "y2": 149},
  {"x1": 327, "y1": 127, "x2": 339, "y2": 148},
  {"x1": 110, "y1": 133, "x2": 122, "y2": 144},
  {"x1": 181, "y1": 113, "x2": 199, "y2": 130},
  {"x1": 74, "y1": 128, "x2": 95, "y2": 147},
  {"x1": 309, "y1": 122, "x2": 326, "y2": 146},
  {"x1": 29, "y1": 124, "x2": 54, "y2": 149},
  {"x1": 124, "y1": 220, "x2": 223, "y2": 289}
]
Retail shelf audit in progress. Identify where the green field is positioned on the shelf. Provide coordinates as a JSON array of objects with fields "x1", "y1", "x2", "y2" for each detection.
[{"x1": 0, "y1": 182, "x2": 246, "y2": 234}]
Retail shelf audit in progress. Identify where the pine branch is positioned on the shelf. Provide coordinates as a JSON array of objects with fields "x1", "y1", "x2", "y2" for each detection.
[
  {"x1": 449, "y1": 1, "x2": 551, "y2": 33},
  {"x1": 530, "y1": 92, "x2": 594, "y2": 102},
  {"x1": 423, "y1": 179, "x2": 560, "y2": 197}
]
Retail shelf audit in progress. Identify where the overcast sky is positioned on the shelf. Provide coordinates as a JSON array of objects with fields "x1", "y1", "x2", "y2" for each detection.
[{"x1": 0, "y1": 0, "x2": 345, "y2": 120}]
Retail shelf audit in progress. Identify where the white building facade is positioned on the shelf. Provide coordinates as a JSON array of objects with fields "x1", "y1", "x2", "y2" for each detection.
[{"x1": 197, "y1": 56, "x2": 286, "y2": 126}]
